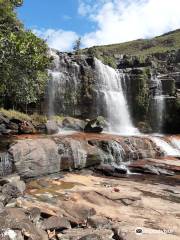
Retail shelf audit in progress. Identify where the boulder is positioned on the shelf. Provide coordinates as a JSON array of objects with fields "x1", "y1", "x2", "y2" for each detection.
[
  {"x1": 0, "y1": 208, "x2": 48, "y2": 240},
  {"x1": 0, "y1": 113, "x2": 10, "y2": 124},
  {"x1": 28, "y1": 207, "x2": 41, "y2": 223},
  {"x1": 95, "y1": 164, "x2": 127, "y2": 177},
  {"x1": 56, "y1": 138, "x2": 104, "y2": 170},
  {"x1": 87, "y1": 216, "x2": 111, "y2": 229},
  {"x1": 62, "y1": 117, "x2": 86, "y2": 131},
  {"x1": 0, "y1": 124, "x2": 7, "y2": 134},
  {"x1": 19, "y1": 121, "x2": 36, "y2": 134},
  {"x1": 84, "y1": 117, "x2": 105, "y2": 133},
  {"x1": 10, "y1": 180, "x2": 26, "y2": 194},
  {"x1": 9, "y1": 139, "x2": 60, "y2": 178},
  {"x1": 45, "y1": 120, "x2": 59, "y2": 134},
  {"x1": 35, "y1": 123, "x2": 46, "y2": 134},
  {"x1": 8, "y1": 121, "x2": 19, "y2": 131},
  {"x1": 2, "y1": 183, "x2": 22, "y2": 199},
  {"x1": 79, "y1": 234, "x2": 103, "y2": 240},
  {"x1": 42, "y1": 216, "x2": 71, "y2": 231}
]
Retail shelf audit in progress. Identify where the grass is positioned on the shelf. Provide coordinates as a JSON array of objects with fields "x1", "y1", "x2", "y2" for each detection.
[
  {"x1": 83, "y1": 29, "x2": 180, "y2": 66},
  {"x1": 0, "y1": 108, "x2": 69, "y2": 125},
  {"x1": 0, "y1": 108, "x2": 47, "y2": 124},
  {"x1": 0, "y1": 108, "x2": 31, "y2": 121}
]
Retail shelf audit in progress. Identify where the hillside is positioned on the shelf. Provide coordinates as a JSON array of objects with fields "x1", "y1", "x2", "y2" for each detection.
[{"x1": 83, "y1": 29, "x2": 180, "y2": 66}]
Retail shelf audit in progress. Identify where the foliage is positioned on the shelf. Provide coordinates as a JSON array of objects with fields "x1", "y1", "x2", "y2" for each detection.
[
  {"x1": 129, "y1": 69, "x2": 150, "y2": 121},
  {"x1": 0, "y1": 0, "x2": 51, "y2": 109}
]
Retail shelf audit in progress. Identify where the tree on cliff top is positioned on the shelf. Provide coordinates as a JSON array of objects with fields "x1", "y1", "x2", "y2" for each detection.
[
  {"x1": 73, "y1": 37, "x2": 81, "y2": 54},
  {"x1": 0, "y1": 0, "x2": 51, "y2": 110}
]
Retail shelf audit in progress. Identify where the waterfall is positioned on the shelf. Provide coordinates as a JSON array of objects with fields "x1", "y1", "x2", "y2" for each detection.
[
  {"x1": 150, "y1": 136, "x2": 180, "y2": 157},
  {"x1": 0, "y1": 152, "x2": 12, "y2": 176},
  {"x1": 48, "y1": 49, "x2": 61, "y2": 116},
  {"x1": 169, "y1": 137, "x2": 180, "y2": 150},
  {"x1": 94, "y1": 58, "x2": 138, "y2": 135},
  {"x1": 150, "y1": 75, "x2": 165, "y2": 133},
  {"x1": 48, "y1": 52, "x2": 138, "y2": 135},
  {"x1": 48, "y1": 49, "x2": 81, "y2": 117}
]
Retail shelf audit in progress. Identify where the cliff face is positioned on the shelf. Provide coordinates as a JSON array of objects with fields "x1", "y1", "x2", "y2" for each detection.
[
  {"x1": 45, "y1": 30, "x2": 180, "y2": 134},
  {"x1": 116, "y1": 50, "x2": 180, "y2": 133}
]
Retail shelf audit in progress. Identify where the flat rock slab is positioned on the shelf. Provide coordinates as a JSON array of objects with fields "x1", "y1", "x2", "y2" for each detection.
[
  {"x1": 129, "y1": 158, "x2": 180, "y2": 174},
  {"x1": 16, "y1": 172, "x2": 180, "y2": 240}
]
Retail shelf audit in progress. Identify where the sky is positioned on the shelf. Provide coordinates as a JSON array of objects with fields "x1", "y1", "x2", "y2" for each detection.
[{"x1": 17, "y1": 0, "x2": 180, "y2": 51}]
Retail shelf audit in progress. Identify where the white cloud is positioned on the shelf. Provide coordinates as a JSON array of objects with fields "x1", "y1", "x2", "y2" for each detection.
[
  {"x1": 81, "y1": 0, "x2": 180, "y2": 47},
  {"x1": 33, "y1": 0, "x2": 180, "y2": 51},
  {"x1": 33, "y1": 29, "x2": 78, "y2": 52}
]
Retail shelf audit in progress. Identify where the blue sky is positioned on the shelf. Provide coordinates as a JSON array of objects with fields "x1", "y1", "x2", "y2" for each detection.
[
  {"x1": 18, "y1": 0, "x2": 95, "y2": 35},
  {"x1": 17, "y1": 0, "x2": 180, "y2": 51}
]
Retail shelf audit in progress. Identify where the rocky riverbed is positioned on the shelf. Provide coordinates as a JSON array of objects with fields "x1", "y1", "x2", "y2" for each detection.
[
  {"x1": 0, "y1": 131, "x2": 180, "y2": 239},
  {"x1": 0, "y1": 171, "x2": 180, "y2": 240}
]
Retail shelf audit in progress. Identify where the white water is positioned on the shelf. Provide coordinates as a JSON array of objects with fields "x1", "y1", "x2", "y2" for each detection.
[
  {"x1": 0, "y1": 152, "x2": 12, "y2": 176},
  {"x1": 169, "y1": 137, "x2": 180, "y2": 151},
  {"x1": 95, "y1": 58, "x2": 138, "y2": 135},
  {"x1": 151, "y1": 136, "x2": 180, "y2": 157},
  {"x1": 151, "y1": 75, "x2": 165, "y2": 132},
  {"x1": 48, "y1": 49, "x2": 80, "y2": 117},
  {"x1": 48, "y1": 49, "x2": 61, "y2": 116}
]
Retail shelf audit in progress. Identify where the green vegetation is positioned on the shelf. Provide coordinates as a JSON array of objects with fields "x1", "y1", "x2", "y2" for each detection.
[
  {"x1": 83, "y1": 29, "x2": 180, "y2": 67},
  {"x1": 0, "y1": 0, "x2": 51, "y2": 110},
  {"x1": 0, "y1": 108, "x2": 47, "y2": 124},
  {"x1": 129, "y1": 69, "x2": 150, "y2": 122}
]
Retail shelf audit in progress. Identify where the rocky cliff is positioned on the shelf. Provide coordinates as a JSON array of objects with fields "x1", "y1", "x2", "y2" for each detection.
[{"x1": 45, "y1": 46, "x2": 180, "y2": 133}]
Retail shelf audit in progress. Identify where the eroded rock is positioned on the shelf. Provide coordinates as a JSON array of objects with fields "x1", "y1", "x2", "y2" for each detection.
[{"x1": 42, "y1": 216, "x2": 71, "y2": 231}]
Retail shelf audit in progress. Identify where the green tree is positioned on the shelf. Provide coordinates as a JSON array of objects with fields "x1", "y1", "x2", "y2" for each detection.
[
  {"x1": 0, "y1": 0, "x2": 51, "y2": 110},
  {"x1": 73, "y1": 37, "x2": 81, "y2": 53}
]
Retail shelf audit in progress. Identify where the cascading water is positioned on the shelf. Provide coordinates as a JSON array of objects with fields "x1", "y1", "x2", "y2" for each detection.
[
  {"x1": 48, "y1": 49, "x2": 81, "y2": 117},
  {"x1": 48, "y1": 49, "x2": 62, "y2": 116},
  {"x1": 150, "y1": 74, "x2": 165, "y2": 133},
  {"x1": 94, "y1": 58, "x2": 138, "y2": 135},
  {"x1": 0, "y1": 152, "x2": 12, "y2": 176},
  {"x1": 169, "y1": 137, "x2": 180, "y2": 151},
  {"x1": 150, "y1": 136, "x2": 180, "y2": 157}
]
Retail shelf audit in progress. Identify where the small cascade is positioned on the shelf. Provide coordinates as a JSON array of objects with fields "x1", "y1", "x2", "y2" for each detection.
[
  {"x1": 169, "y1": 137, "x2": 180, "y2": 150},
  {"x1": 59, "y1": 139, "x2": 88, "y2": 169},
  {"x1": 0, "y1": 152, "x2": 12, "y2": 176},
  {"x1": 94, "y1": 58, "x2": 138, "y2": 135},
  {"x1": 70, "y1": 140, "x2": 87, "y2": 169},
  {"x1": 150, "y1": 136, "x2": 180, "y2": 157},
  {"x1": 150, "y1": 75, "x2": 165, "y2": 133}
]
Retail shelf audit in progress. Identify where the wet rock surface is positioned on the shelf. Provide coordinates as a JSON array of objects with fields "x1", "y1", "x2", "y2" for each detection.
[{"x1": 7, "y1": 132, "x2": 170, "y2": 178}]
